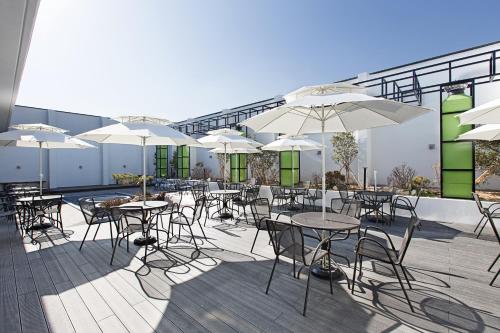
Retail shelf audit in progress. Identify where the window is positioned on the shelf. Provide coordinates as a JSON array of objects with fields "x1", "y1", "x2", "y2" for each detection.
[
  {"x1": 177, "y1": 145, "x2": 190, "y2": 178},
  {"x1": 230, "y1": 153, "x2": 247, "y2": 182},
  {"x1": 155, "y1": 146, "x2": 168, "y2": 177},
  {"x1": 280, "y1": 151, "x2": 299, "y2": 186}
]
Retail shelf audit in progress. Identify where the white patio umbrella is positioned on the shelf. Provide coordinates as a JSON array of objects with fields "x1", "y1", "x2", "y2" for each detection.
[
  {"x1": 284, "y1": 83, "x2": 365, "y2": 102},
  {"x1": 209, "y1": 147, "x2": 261, "y2": 154},
  {"x1": 76, "y1": 116, "x2": 198, "y2": 203},
  {"x1": 241, "y1": 89, "x2": 431, "y2": 219},
  {"x1": 197, "y1": 128, "x2": 261, "y2": 187},
  {"x1": 458, "y1": 97, "x2": 500, "y2": 125},
  {"x1": 261, "y1": 134, "x2": 322, "y2": 190},
  {"x1": 457, "y1": 124, "x2": 500, "y2": 141},
  {"x1": 0, "y1": 123, "x2": 96, "y2": 195}
]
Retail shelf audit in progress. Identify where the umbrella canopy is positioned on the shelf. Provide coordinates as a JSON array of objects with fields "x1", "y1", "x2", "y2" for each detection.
[
  {"x1": 75, "y1": 116, "x2": 197, "y2": 146},
  {"x1": 197, "y1": 128, "x2": 262, "y2": 149},
  {"x1": 241, "y1": 90, "x2": 432, "y2": 219},
  {"x1": 284, "y1": 83, "x2": 365, "y2": 102},
  {"x1": 261, "y1": 134, "x2": 323, "y2": 151},
  {"x1": 457, "y1": 124, "x2": 500, "y2": 141},
  {"x1": 0, "y1": 123, "x2": 96, "y2": 194},
  {"x1": 209, "y1": 147, "x2": 261, "y2": 154},
  {"x1": 76, "y1": 116, "x2": 198, "y2": 202},
  {"x1": 242, "y1": 93, "x2": 431, "y2": 134},
  {"x1": 458, "y1": 98, "x2": 500, "y2": 125},
  {"x1": 197, "y1": 128, "x2": 261, "y2": 187}
]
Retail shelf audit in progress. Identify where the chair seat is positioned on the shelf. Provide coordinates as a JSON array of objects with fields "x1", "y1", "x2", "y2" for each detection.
[
  {"x1": 392, "y1": 203, "x2": 414, "y2": 210},
  {"x1": 170, "y1": 215, "x2": 189, "y2": 225},
  {"x1": 357, "y1": 241, "x2": 399, "y2": 263}
]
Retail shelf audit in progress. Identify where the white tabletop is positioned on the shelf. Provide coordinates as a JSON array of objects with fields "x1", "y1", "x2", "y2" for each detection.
[
  {"x1": 119, "y1": 201, "x2": 168, "y2": 210},
  {"x1": 17, "y1": 195, "x2": 63, "y2": 202},
  {"x1": 210, "y1": 190, "x2": 240, "y2": 195}
]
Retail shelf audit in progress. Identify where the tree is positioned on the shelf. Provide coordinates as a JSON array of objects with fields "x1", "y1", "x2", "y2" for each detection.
[
  {"x1": 247, "y1": 150, "x2": 279, "y2": 185},
  {"x1": 215, "y1": 153, "x2": 230, "y2": 182},
  {"x1": 475, "y1": 141, "x2": 500, "y2": 184},
  {"x1": 331, "y1": 132, "x2": 358, "y2": 184}
]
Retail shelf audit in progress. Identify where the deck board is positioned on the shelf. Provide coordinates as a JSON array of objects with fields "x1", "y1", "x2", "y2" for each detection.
[{"x1": 2, "y1": 194, "x2": 500, "y2": 333}]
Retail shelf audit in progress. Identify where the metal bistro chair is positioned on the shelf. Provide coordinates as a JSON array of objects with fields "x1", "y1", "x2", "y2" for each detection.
[
  {"x1": 265, "y1": 218, "x2": 334, "y2": 316},
  {"x1": 79, "y1": 197, "x2": 118, "y2": 251},
  {"x1": 337, "y1": 183, "x2": 354, "y2": 212},
  {"x1": 192, "y1": 183, "x2": 220, "y2": 226},
  {"x1": 270, "y1": 185, "x2": 291, "y2": 208},
  {"x1": 391, "y1": 187, "x2": 422, "y2": 223},
  {"x1": 234, "y1": 186, "x2": 260, "y2": 223},
  {"x1": 110, "y1": 205, "x2": 164, "y2": 265},
  {"x1": 473, "y1": 192, "x2": 500, "y2": 238},
  {"x1": 302, "y1": 188, "x2": 322, "y2": 211},
  {"x1": 249, "y1": 198, "x2": 290, "y2": 253},
  {"x1": 40, "y1": 195, "x2": 64, "y2": 232},
  {"x1": 167, "y1": 196, "x2": 207, "y2": 250},
  {"x1": 352, "y1": 216, "x2": 420, "y2": 312}
]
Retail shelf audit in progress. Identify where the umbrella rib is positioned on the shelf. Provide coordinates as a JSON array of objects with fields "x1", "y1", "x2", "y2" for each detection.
[
  {"x1": 348, "y1": 101, "x2": 399, "y2": 123},
  {"x1": 295, "y1": 109, "x2": 314, "y2": 135},
  {"x1": 333, "y1": 107, "x2": 349, "y2": 132}
]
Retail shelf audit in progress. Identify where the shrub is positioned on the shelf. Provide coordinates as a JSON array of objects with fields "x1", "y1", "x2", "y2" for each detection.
[
  {"x1": 387, "y1": 164, "x2": 416, "y2": 190},
  {"x1": 191, "y1": 162, "x2": 211, "y2": 180},
  {"x1": 325, "y1": 171, "x2": 346, "y2": 189}
]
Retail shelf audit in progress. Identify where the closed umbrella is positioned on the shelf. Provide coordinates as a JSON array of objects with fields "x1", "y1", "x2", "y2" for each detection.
[
  {"x1": 76, "y1": 116, "x2": 198, "y2": 203},
  {"x1": 197, "y1": 128, "x2": 261, "y2": 187},
  {"x1": 457, "y1": 124, "x2": 500, "y2": 141},
  {"x1": 0, "y1": 123, "x2": 95, "y2": 195},
  {"x1": 458, "y1": 97, "x2": 500, "y2": 125},
  {"x1": 241, "y1": 89, "x2": 431, "y2": 219}
]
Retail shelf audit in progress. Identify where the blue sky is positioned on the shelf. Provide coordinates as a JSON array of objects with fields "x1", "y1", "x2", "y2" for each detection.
[{"x1": 16, "y1": 0, "x2": 500, "y2": 121}]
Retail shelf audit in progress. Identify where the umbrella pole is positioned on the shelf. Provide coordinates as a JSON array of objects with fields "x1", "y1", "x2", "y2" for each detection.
[
  {"x1": 321, "y1": 119, "x2": 326, "y2": 221},
  {"x1": 291, "y1": 146, "x2": 294, "y2": 190},
  {"x1": 142, "y1": 138, "x2": 146, "y2": 204},
  {"x1": 39, "y1": 142, "x2": 43, "y2": 196},
  {"x1": 224, "y1": 143, "x2": 227, "y2": 190}
]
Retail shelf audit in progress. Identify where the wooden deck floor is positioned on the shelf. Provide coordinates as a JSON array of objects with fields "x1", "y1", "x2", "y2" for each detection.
[{"x1": 1, "y1": 193, "x2": 499, "y2": 333}]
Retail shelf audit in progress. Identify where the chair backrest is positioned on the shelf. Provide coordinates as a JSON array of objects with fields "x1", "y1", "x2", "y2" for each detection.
[
  {"x1": 265, "y1": 219, "x2": 305, "y2": 263},
  {"x1": 342, "y1": 199, "x2": 362, "y2": 218},
  {"x1": 397, "y1": 216, "x2": 420, "y2": 263},
  {"x1": 472, "y1": 192, "x2": 485, "y2": 213},
  {"x1": 337, "y1": 183, "x2": 349, "y2": 201},
  {"x1": 217, "y1": 181, "x2": 224, "y2": 190},
  {"x1": 79, "y1": 197, "x2": 97, "y2": 224},
  {"x1": 191, "y1": 187, "x2": 205, "y2": 201},
  {"x1": 250, "y1": 198, "x2": 271, "y2": 225},
  {"x1": 193, "y1": 196, "x2": 206, "y2": 222},
  {"x1": 119, "y1": 206, "x2": 147, "y2": 228},
  {"x1": 245, "y1": 187, "x2": 259, "y2": 202},
  {"x1": 315, "y1": 188, "x2": 323, "y2": 199},
  {"x1": 486, "y1": 208, "x2": 500, "y2": 244},
  {"x1": 270, "y1": 185, "x2": 281, "y2": 196}
]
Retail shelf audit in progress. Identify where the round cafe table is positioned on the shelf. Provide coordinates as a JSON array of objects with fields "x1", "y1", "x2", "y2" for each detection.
[
  {"x1": 17, "y1": 195, "x2": 65, "y2": 230},
  {"x1": 356, "y1": 190, "x2": 394, "y2": 223},
  {"x1": 291, "y1": 212, "x2": 360, "y2": 280},
  {"x1": 119, "y1": 201, "x2": 168, "y2": 246},
  {"x1": 210, "y1": 189, "x2": 240, "y2": 219}
]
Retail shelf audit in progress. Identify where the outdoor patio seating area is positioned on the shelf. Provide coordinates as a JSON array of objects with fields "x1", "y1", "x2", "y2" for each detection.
[{"x1": 0, "y1": 186, "x2": 499, "y2": 333}]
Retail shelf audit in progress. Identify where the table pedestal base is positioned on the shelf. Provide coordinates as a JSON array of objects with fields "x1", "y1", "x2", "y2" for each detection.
[
  {"x1": 218, "y1": 212, "x2": 233, "y2": 219},
  {"x1": 310, "y1": 263, "x2": 344, "y2": 280},
  {"x1": 134, "y1": 236, "x2": 157, "y2": 246}
]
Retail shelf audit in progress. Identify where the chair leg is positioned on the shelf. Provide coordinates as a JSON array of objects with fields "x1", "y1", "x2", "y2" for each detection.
[
  {"x1": 327, "y1": 253, "x2": 333, "y2": 294},
  {"x1": 490, "y1": 269, "x2": 499, "y2": 286},
  {"x1": 302, "y1": 267, "x2": 313, "y2": 316},
  {"x1": 265, "y1": 256, "x2": 279, "y2": 294},
  {"x1": 477, "y1": 219, "x2": 488, "y2": 238},
  {"x1": 187, "y1": 224, "x2": 198, "y2": 250},
  {"x1": 488, "y1": 253, "x2": 499, "y2": 272},
  {"x1": 79, "y1": 224, "x2": 92, "y2": 250},
  {"x1": 197, "y1": 220, "x2": 207, "y2": 240},
  {"x1": 109, "y1": 222, "x2": 114, "y2": 248},
  {"x1": 109, "y1": 231, "x2": 122, "y2": 265},
  {"x1": 250, "y1": 229, "x2": 260, "y2": 253},
  {"x1": 351, "y1": 254, "x2": 358, "y2": 294},
  {"x1": 400, "y1": 264, "x2": 412, "y2": 289},
  {"x1": 391, "y1": 262, "x2": 414, "y2": 312},
  {"x1": 474, "y1": 215, "x2": 486, "y2": 233},
  {"x1": 92, "y1": 223, "x2": 101, "y2": 241},
  {"x1": 359, "y1": 255, "x2": 363, "y2": 272}
]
